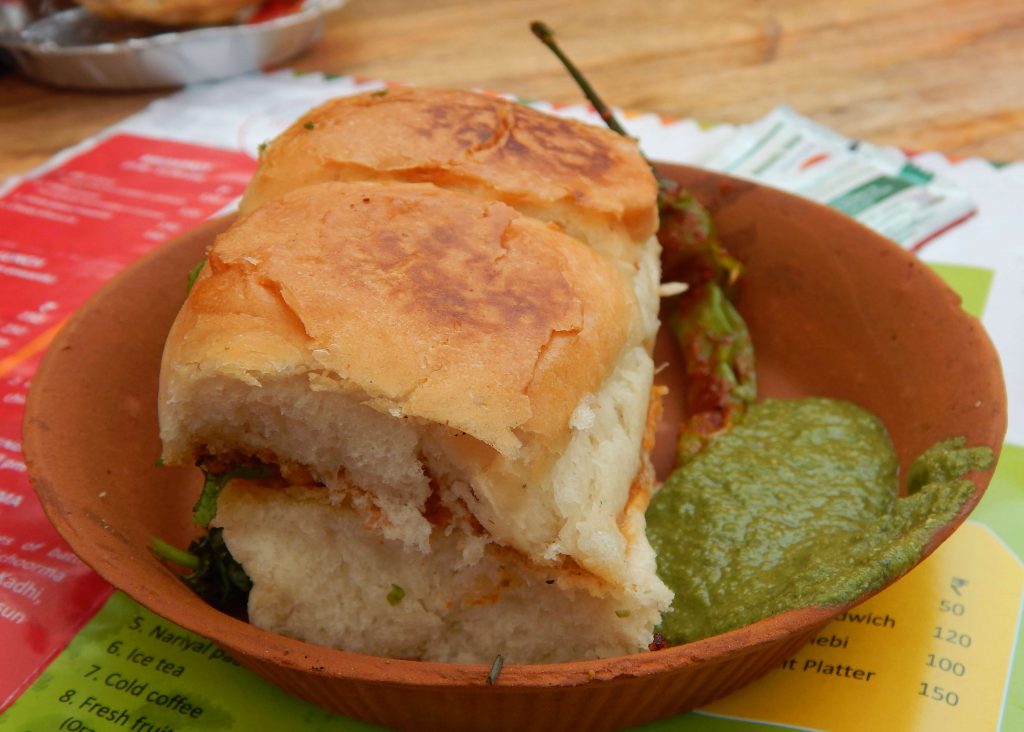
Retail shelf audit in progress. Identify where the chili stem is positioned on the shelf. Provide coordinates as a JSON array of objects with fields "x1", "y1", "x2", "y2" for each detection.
[{"x1": 529, "y1": 21, "x2": 629, "y2": 137}]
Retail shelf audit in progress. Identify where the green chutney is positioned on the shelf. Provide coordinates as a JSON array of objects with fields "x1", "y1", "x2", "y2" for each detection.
[{"x1": 646, "y1": 397, "x2": 993, "y2": 644}]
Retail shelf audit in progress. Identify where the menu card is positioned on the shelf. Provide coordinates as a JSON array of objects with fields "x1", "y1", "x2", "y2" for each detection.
[{"x1": 0, "y1": 71, "x2": 1020, "y2": 732}]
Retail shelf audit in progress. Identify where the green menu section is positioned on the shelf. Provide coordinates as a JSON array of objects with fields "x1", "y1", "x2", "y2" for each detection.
[
  {"x1": 928, "y1": 263, "x2": 993, "y2": 320},
  {"x1": 0, "y1": 592, "x2": 384, "y2": 732}
]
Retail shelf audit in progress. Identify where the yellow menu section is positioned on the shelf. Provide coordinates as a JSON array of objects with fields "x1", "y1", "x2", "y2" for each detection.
[{"x1": 702, "y1": 523, "x2": 1023, "y2": 731}]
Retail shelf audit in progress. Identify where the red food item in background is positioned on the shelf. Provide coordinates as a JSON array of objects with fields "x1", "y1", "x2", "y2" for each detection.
[{"x1": 248, "y1": 0, "x2": 305, "y2": 24}]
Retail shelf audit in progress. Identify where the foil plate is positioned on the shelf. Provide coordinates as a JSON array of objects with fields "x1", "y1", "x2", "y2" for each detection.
[{"x1": 0, "y1": 0, "x2": 346, "y2": 90}]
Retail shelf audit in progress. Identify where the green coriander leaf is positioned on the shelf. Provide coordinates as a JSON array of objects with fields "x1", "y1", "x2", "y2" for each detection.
[
  {"x1": 192, "y1": 463, "x2": 273, "y2": 528},
  {"x1": 304, "y1": 121, "x2": 315, "y2": 130},
  {"x1": 193, "y1": 470, "x2": 227, "y2": 528},
  {"x1": 191, "y1": 529, "x2": 251, "y2": 618},
  {"x1": 150, "y1": 529, "x2": 251, "y2": 619},
  {"x1": 386, "y1": 584, "x2": 405, "y2": 606},
  {"x1": 186, "y1": 260, "x2": 205, "y2": 293}
]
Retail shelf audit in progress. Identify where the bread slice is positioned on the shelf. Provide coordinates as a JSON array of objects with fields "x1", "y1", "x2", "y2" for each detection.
[
  {"x1": 214, "y1": 364, "x2": 666, "y2": 663},
  {"x1": 241, "y1": 87, "x2": 659, "y2": 273},
  {"x1": 159, "y1": 89, "x2": 671, "y2": 662}
]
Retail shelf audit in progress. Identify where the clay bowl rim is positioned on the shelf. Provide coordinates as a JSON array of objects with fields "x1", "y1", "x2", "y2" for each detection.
[{"x1": 23, "y1": 161, "x2": 1006, "y2": 692}]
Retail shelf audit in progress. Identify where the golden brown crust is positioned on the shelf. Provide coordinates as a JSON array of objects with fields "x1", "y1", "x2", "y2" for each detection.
[
  {"x1": 240, "y1": 87, "x2": 658, "y2": 262},
  {"x1": 76, "y1": 0, "x2": 259, "y2": 25},
  {"x1": 162, "y1": 180, "x2": 635, "y2": 457}
]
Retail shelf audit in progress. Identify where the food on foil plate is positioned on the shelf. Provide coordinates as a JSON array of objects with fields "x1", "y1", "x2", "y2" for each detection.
[
  {"x1": 0, "y1": 0, "x2": 344, "y2": 89},
  {"x1": 74, "y1": 0, "x2": 261, "y2": 26}
]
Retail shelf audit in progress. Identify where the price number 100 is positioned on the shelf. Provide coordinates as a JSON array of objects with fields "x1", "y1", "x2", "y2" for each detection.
[{"x1": 926, "y1": 654, "x2": 966, "y2": 676}]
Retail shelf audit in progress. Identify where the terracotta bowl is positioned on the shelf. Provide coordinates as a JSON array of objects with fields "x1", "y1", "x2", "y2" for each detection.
[{"x1": 23, "y1": 163, "x2": 1006, "y2": 732}]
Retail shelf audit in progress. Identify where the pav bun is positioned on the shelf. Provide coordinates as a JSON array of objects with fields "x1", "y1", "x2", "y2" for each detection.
[
  {"x1": 241, "y1": 87, "x2": 659, "y2": 269},
  {"x1": 158, "y1": 88, "x2": 670, "y2": 662}
]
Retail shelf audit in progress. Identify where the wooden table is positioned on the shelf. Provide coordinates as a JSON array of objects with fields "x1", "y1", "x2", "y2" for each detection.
[{"x1": 2, "y1": 0, "x2": 1023, "y2": 180}]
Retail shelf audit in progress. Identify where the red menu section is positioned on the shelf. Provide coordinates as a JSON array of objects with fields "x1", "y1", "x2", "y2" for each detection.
[
  {"x1": 0, "y1": 354, "x2": 113, "y2": 709},
  {"x1": 0, "y1": 134, "x2": 257, "y2": 711},
  {"x1": 0, "y1": 134, "x2": 255, "y2": 362}
]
